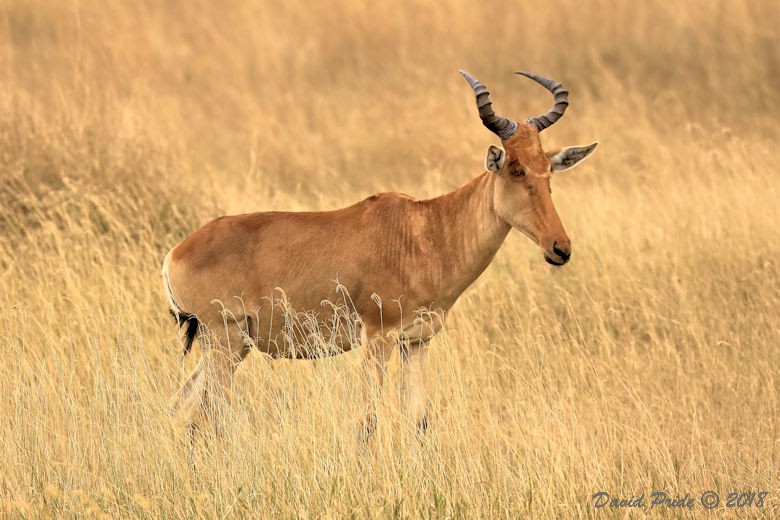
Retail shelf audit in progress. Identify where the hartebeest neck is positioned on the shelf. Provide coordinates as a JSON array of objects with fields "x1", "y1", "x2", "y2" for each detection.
[{"x1": 425, "y1": 172, "x2": 511, "y2": 305}]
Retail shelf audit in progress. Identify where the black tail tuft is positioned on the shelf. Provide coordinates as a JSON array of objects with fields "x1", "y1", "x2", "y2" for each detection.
[{"x1": 169, "y1": 309, "x2": 199, "y2": 359}]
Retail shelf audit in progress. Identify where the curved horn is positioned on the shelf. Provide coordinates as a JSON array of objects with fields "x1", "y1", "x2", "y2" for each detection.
[
  {"x1": 516, "y1": 72, "x2": 569, "y2": 132},
  {"x1": 459, "y1": 70, "x2": 518, "y2": 140}
]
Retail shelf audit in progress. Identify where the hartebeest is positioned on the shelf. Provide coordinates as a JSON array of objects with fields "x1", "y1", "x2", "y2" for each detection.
[{"x1": 162, "y1": 71, "x2": 597, "y2": 437}]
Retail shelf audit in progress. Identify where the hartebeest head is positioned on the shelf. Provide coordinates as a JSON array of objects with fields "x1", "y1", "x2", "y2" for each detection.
[{"x1": 461, "y1": 71, "x2": 597, "y2": 265}]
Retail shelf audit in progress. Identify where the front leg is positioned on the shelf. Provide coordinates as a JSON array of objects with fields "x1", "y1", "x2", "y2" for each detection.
[
  {"x1": 399, "y1": 333, "x2": 430, "y2": 434},
  {"x1": 358, "y1": 331, "x2": 394, "y2": 442}
]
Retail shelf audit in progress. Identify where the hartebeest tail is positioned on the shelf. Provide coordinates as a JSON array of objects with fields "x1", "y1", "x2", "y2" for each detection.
[
  {"x1": 163, "y1": 70, "x2": 598, "y2": 439},
  {"x1": 163, "y1": 251, "x2": 199, "y2": 359},
  {"x1": 169, "y1": 309, "x2": 199, "y2": 359}
]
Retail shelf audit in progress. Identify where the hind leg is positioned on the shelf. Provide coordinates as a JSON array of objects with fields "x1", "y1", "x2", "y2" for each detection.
[
  {"x1": 170, "y1": 319, "x2": 252, "y2": 434},
  {"x1": 399, "y1": 334, "x2": 430, "y2": 434}
]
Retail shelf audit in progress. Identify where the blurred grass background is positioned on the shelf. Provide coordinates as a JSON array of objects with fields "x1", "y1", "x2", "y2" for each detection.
[{"x1": 0, "y1": 0, "x2": 778, "y2": 517}]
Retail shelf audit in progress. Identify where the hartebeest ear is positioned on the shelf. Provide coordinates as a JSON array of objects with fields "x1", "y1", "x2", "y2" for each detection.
[
  {"x1": 547, "y1": 142, "x2": 598, "y2": 172},
  {"x1": 485, "y1": 145, "x2": 506, "y2": 173}
]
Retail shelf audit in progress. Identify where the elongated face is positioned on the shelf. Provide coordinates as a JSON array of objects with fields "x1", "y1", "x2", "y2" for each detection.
[
  {"x1": 484, "y1": 123, "x2": 597, "y2": 265},
  {"x1": 461, "y1": 69, "x2": 597, "y2": 264}
]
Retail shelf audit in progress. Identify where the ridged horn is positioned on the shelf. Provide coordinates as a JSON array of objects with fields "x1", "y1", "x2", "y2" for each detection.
[
  {"x1": 516, "y1": 71, "x2": 569, "y2": 132},
  {"x1": 459, "y1": 70, "x2": 518, "y2": 140}
]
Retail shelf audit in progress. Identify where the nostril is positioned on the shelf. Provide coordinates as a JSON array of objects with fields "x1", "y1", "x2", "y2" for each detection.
[{"x1": 553, "y1": 241, "x2": 570, "y2": 261}]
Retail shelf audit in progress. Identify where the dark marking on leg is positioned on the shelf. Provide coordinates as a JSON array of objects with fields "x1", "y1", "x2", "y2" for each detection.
[
  {"x1": 358, "y1": 412, "x2": 378, "y2": 443},
  {"x1": 417, "y1": 413, "x2": 429, "y2": 434}
]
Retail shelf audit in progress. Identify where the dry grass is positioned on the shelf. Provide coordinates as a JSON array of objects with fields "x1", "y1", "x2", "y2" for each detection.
[{"x1": 1, "y1": 0, "x2": 779, "y2": 517}]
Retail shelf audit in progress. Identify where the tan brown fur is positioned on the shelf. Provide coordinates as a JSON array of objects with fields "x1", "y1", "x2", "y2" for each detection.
[{"x1": 163, "y1": 108, "x2": 596, "y2": 437}]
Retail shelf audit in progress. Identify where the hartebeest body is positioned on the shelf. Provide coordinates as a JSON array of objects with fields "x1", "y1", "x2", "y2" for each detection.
[{"x1": 162, "y1": 71, "x2": 597, "y2": 436}]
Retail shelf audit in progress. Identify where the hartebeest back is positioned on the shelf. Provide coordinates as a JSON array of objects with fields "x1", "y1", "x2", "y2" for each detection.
[{"x1": 162, "y1": 70, "x2": 597, "y2": 437}]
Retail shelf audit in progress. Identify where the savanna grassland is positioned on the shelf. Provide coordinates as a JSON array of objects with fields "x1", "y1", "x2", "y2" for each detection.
[{"x1": 1, "y1": 0, "x2": 779, "y2": 518}]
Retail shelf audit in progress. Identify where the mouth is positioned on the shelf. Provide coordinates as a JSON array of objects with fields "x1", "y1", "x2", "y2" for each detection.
[{"x1": 544, "y1": 254, "x2": 566, "y2": 266}]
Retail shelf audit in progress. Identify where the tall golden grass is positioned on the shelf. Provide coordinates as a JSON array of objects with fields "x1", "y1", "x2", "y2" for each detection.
[{"x1": 1, "y1": 0, "x2": 778, "y2": 517}]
